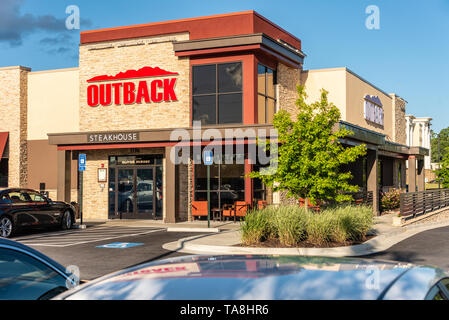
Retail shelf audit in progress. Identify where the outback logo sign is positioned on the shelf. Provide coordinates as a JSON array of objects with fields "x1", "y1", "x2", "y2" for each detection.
[{"x1": 86, "y1": 66, "x2": 178, "y2": 107}]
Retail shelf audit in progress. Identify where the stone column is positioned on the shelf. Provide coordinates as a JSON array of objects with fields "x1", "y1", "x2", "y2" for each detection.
[
  {"x1": 367, "y1": 149, "x2": 379, "y2": 215},
  {"x1": 57, "y1": 150, "x2": 71, "y2": 202},
  {"x1": 164, "y1": 146, "x2": 177, "y2": 223},
  {"x1": 408, "y1": 156, "x2": 417, "y2": 192},
  {"x1": 417, "y1": 158, "x2": 425, "y2": 191}
]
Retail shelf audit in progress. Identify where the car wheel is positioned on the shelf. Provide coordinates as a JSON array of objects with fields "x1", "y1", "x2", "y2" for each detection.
[
  {"x1": 61, "y1": 211, "x2": 73, "y2": 230},
  {"x1": 0, "y1": 216, "x2": 14, "y2": 238}
]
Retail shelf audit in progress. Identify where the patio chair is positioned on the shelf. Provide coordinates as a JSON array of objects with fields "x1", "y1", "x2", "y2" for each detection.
[{"x1": 191, "y1": 201, "x2": 208, "y2": 220}]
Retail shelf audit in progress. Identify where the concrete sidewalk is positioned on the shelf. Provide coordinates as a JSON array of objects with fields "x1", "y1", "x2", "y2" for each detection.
[
  {"x1": 76, "y1": 219, "x2": 242, "y2": 233},
  {"x1": 162, "y1": 212, "x2": 449, "y2": 257}
]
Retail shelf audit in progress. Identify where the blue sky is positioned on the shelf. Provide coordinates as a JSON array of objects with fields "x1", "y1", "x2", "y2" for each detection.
[{"x1": 1, "y1": 0, "x2": 448, "y2": 132}]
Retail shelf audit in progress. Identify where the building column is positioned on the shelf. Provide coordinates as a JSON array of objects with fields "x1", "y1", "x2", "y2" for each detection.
[
  {"x1": 367, "y1": 149, "x2": 379, "y2": 215},
  {"x1": 244, "y1": 158, "x2": 253, "y2": 206},
  {"x1": 164, "y1": 146, "x2": 177, "y2": 223},
  {"x1": 408, "y1": 155, "x2": 417, "y2": 192},
  {"x1": 57, "y1": 150, "x2": 71, "y2": 202},
  {"x1": 417, "y1": 158, "x2": 425, "y2": 191}
]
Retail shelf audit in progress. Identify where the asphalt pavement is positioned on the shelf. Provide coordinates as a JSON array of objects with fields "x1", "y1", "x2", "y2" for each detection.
[
  {"x1": 13, "y1": 226, "x2": 203, "y2": 280},
  {"x1": 362, "y1": 225, "x2": 449, "y2": 270}
]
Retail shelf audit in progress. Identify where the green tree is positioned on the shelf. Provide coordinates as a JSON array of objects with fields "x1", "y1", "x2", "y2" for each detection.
[
  {"x1": 435, "y1": 147, "x2": 449, "y2": 188},
  {"x1": 431, "y1": 128, "x2": 449, "y2": 163},
  {"x1": 250, "y1": 85, "x2": 367, "y2": 206}
]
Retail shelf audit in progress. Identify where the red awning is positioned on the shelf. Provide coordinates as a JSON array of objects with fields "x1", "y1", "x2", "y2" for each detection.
[{"x1": 0, "y1": 132, "x2": 8, "y2": 160}]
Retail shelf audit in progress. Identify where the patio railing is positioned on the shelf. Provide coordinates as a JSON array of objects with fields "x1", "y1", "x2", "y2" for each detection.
[{"x1": 400, "y1": 189, "x2": 449, "y2": 218}]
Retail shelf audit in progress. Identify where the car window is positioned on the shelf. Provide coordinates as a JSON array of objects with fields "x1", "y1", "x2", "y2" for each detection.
[
  {"x1": 7, "y1": 191, "x2": 25, "y2": 203},
  {"x1": 0, "y1": 248, "x2": 68, "y2": 300},
  {"x1": 0, "y1": 194, "x2": 9, "y2": 203},
  {"x1": 28, "y1": 192, "x2": 47, "y2": 203}
]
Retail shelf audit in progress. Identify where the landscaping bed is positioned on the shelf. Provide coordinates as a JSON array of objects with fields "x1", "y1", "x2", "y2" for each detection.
[
  {"x1": 240, "y1": 205, "x2": 374, "y2": 248},
  {"x1": 235, "y1": 235, "x2": 376, "y2": 248}
]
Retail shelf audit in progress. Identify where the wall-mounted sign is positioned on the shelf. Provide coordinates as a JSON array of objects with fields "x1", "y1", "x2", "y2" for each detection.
[
  {"x1": 87, "y1": 66, "x2": 179, "y2": 107},
  {"x1": 98, "y1": 168, "x2": 107, "y2": 182},
  {"x1": 364, "y1": 95, "x2": 384, "y2": 126},
  {"x1": 88, "y1": 132, "x2": 139, "y2": 143}
]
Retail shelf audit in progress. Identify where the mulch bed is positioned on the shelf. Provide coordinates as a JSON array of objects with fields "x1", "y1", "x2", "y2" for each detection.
[{"x1": 234, "y1": 235, "x2": 375, "y2": 248}]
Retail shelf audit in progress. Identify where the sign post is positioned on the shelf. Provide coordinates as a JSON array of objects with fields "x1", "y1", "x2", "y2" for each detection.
[
  {"x1": 203, "y1": 150, "x2": 213, "y2": 228},
  {"x1": 78, "y1": 154, "x2": 86, "y2": 227}
]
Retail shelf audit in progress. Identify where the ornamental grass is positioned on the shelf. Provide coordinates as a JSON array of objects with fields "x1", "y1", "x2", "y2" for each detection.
[{"x1": 241, "y1": 204, "x2": 373, "y2": 247}]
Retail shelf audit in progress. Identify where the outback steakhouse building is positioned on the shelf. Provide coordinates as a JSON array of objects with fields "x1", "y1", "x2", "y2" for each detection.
[{"x1": 0, "y1": 11, "x2": 428, "y2": 222}]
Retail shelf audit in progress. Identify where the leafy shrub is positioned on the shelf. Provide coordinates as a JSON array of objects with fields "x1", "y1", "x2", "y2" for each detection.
[
  {"x1": 240, "y1": 204, "x2": 374, "y2": 247},
  {"x1": 380, "y1": 189, "x2": 401, "y2": 211}
]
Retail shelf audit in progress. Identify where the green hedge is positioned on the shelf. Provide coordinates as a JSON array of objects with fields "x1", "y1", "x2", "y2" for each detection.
[{"x1": 241, "y1": 205, "x2": 373, "y2": 247}]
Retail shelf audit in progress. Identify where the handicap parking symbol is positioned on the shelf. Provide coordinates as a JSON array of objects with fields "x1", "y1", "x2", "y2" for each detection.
[{"x1": 96, "y1": 242, "x2": 144, "y2": 249}]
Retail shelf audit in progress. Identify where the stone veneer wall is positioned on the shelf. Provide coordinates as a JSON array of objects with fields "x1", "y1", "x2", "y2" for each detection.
[
  {"x1": 0, "y1": 66, "x2": 29, "y2": 187},
  {"x1": 177, "y1": 161, "x2": 192, "y2": 221},
  {"x1": 276, "y1": 63, "x2": 300, "y2": 205},
  {"x1": 78, "y1": 33, "x2": 190, "y2": 132},
  {"x1": 391, "y1": 94, "x2": 406, "y2": 145}
]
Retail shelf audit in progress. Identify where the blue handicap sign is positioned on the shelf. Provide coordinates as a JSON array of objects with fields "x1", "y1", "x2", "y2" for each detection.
[
  {"x1": 203, "y1": 150, "x2": 214, "y2": 165},
  {"x1": 78, "y1": 153, "x2": 86, "y2": 172},
  {"x1": 96, "y1": 242, "x2": 144, "y2": 249}
]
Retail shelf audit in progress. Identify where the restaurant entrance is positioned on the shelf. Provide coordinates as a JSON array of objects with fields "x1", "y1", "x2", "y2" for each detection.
[{"x1": 108, "y1": 155, "x2": 163, "y2": 219}]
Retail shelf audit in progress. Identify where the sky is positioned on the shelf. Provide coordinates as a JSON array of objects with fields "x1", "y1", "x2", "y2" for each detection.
[{"x1": 1, "y1": 0, "x2": 448, "y2": 132}]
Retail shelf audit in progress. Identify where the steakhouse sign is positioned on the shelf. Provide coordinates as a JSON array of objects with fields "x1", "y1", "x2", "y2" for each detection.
[{"x1": 87, "y1": 66, "x2": 178, "y2": 107}]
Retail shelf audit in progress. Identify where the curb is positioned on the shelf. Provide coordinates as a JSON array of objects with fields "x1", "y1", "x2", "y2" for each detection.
[
  {"x1": 162, "y1": 220, "x2": 449, "y2": 257},
  {"x1": 166, "y1": 227, "x2": 220, "y2": 233}
]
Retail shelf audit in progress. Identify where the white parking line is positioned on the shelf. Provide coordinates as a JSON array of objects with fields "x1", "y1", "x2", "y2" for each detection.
[{"x1": 16, "y1": 227, "x2": 164, "y2": 247}]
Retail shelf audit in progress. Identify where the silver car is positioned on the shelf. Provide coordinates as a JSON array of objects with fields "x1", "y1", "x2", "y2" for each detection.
[{"x1": 54, "y1": 255, "x2": 449, "y2": 300}]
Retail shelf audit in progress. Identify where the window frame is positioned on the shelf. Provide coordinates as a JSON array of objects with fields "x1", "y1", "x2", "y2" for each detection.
[
  {"x1": 192, "y1": 61, "x2": 244, "y2": 126},
  {"x1": 257, "y1": 63, "x2": 277, "y2": 124}
]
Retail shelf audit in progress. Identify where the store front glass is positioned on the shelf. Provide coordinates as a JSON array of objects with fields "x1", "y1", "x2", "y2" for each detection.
[
  {"x1": 194, "y1": 153, "x2": 245, "y2": 210},
  {"x1": 108, "y1": 155, "x2": 163, "y2": 219}
]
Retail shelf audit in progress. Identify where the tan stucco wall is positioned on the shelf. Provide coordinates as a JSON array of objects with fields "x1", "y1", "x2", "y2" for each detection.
[
  {"x1": 27, "y1": 68, "x2": 79, "y2": 140},
  {"x1": 301, "y1": 68, "x2": 399, "y2": 142},
  {"x1": 345, "y1": 70, "x2": 393, "y2": 140},
  {"x1": 78, "y1": 33, "x2": 190, "y2": 132},
  {"x1": 300, "y1": 68, "x2": 347, "y2": 120},
  {"x1": 0, "y1": 66, "x2": 29, "y2": 187}
]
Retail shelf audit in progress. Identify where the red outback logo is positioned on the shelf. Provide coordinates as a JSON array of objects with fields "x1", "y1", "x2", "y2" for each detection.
[{"x1": 87, "y1": 66, "x2": 178, "y2": 107}]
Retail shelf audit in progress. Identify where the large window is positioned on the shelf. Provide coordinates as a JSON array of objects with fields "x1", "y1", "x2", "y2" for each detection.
[
  {"x1": 258, "y1": 64, "x2": 277, "y2": 124},
  {"x1": 194, "y1": 154, "x2": 245, "y2": 209},
  {"x1": 192, "y1": 62, "x2": 243, "y2": 125}
]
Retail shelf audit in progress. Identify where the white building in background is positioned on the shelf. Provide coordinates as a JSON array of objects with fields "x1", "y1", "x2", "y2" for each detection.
[{"x1": 405, "y1": 115, "x2": 432, "y2": 171}]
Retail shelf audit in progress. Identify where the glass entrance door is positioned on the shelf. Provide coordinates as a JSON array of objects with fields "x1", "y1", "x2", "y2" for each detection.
[
  {"x1": 136, "y1": 168, "x2": 154, "y2": 216},
  {"x1": 117, "y1": 169, "x2": 134, "y2": 218},
  {"x1": 111, "y1": 167, "x2": 161, "y2": 219}
]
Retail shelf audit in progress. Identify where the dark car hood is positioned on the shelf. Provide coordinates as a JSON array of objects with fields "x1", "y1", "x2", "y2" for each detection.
[{"x1": 55, "y1": 255, "x2": 448, "y2": 300}]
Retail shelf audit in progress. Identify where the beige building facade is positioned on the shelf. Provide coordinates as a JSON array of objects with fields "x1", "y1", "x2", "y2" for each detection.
[{"x1": 0, "y1": 11, "x2": 429, "y2": 222}]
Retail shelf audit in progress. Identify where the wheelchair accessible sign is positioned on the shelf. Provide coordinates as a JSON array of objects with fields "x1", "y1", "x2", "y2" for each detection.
[{"x1": 96, "y1": 242, "x2": 144, "y2": 249}]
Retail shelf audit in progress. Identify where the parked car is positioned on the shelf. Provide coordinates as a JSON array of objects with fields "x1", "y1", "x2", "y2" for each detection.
[
  {"x1": 0, "y1": 188, "x2": 76, "y2": 238},
  {"x1": 0, "y1": 238, "x2": 77, "y2": 299},
  {"x1": 55, "y1": 255, "x2": 449, "y2": 300}
]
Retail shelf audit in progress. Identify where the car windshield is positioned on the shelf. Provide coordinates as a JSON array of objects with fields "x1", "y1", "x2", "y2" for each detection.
[{"x1": 0, "y1": 248, "x2": 68, "y2": 300}]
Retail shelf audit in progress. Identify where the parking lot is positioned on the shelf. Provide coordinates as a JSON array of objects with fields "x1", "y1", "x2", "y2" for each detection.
[
  {"x1": 14, "y1": 226, "x2": 165, "y2": 247},
  {"x1": 13, "y1": 225, "x2": 204, "y2": 280}
]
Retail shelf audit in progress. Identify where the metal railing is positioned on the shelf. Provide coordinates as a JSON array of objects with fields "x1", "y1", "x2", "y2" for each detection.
[{"x1": 400, "y1": 189, "x2": 449, "y2": 218}]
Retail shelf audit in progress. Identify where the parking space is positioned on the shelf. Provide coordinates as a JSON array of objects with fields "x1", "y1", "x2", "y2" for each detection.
[
  {"x1": 11, "y1": 225, "x2": 205, "y2": 280},
  {"x1": 14, "y1": 226, "x2": 165, "y2": 248}
]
